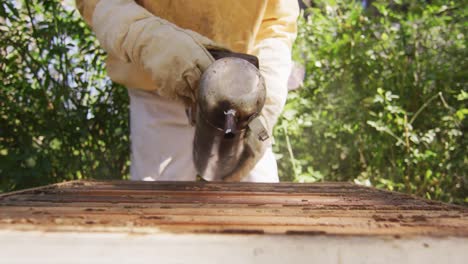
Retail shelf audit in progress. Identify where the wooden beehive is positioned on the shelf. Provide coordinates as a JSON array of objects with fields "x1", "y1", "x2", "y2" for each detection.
[{"x1": 1, "y1": 180, "x2": 467, "y2": 263}]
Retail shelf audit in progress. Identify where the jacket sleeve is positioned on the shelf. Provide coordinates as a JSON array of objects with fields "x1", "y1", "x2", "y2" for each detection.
[
  {"x1": 251, "y1": 0, "x2": 299, "y2": 132},
  {"x1": 74, "y1": 0, "x2": 216, "y2": 103}
]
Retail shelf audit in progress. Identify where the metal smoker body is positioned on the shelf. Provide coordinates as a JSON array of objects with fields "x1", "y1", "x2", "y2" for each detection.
[{"x1": 193, "y1": 57, "x2": 266, "y2": 181}]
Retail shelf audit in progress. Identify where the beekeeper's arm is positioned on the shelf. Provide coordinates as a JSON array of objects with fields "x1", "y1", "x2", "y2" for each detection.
[
  {"x1": 225, "y1": 0, "x2": 299, "y2": 181},
  {"x1": 75, "y1": 0, "x2": 217, "y2": 105}
]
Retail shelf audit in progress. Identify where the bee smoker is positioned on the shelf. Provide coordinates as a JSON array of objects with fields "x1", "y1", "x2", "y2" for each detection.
[{"x1": 193, "y1": 56, "x2": 266, "y2": 181}]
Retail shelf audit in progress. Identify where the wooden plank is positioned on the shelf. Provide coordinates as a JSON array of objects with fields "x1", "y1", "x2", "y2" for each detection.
[{"x1": 0, "y1": 180, "x2": 467, "y2": 237}]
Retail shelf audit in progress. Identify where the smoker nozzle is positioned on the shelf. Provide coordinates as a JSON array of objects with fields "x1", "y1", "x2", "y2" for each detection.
[{"x1": 223, "y1": 109, "x2": 237, "y2": 139}]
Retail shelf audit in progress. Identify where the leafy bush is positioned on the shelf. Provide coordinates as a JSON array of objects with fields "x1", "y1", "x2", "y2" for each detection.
[
  {"x1": 0, "y1": 1, "x2": 129, "y2": 191},
  {"x1": 274, "y1": 0, "x2": 467, "y2": 204}
]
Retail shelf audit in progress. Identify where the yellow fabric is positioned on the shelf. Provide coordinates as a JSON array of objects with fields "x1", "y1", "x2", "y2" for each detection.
[
  {"x1": 77, "y1": 0, "x2": 297, "y2": 51},
  {"x1": 75, "y1": 0, "x2": 298, "y2": 92}
]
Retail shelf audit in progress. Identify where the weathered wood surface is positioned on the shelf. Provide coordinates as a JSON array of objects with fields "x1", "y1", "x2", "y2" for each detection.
[{"x1": 0, "y1": 180, "x2": 467, "y2": 237}]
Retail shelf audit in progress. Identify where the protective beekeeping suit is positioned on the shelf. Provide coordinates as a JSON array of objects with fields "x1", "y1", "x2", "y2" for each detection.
[{"x1": 75, "y1": 0, "x2": 299, "y2": 182}]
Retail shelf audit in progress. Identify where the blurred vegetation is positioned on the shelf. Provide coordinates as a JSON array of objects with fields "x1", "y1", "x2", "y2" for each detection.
[
  {"x1": 0, "y1": 1, "x2": 466, "y2": 204},
  {"x1": 274, "y1": 0, "x2": 467, "y2": 204},
  {"x1": 0, "y1": 0, "x2": 129, "y2": 192}
]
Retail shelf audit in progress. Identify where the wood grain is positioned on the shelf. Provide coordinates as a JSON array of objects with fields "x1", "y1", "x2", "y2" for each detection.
[{"x1": 1, "y1": 180, "x2": 467, "y2": 237}]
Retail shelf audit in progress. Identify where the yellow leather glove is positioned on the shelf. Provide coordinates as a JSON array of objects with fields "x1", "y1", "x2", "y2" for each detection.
[{"x1": 82, "y1": 0, "x2": 223, "y2": 105}]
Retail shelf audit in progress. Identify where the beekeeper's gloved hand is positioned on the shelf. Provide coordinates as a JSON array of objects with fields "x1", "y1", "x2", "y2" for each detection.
[{"x1": 76, "y1": 0, "x2": 225, "y2": 106}]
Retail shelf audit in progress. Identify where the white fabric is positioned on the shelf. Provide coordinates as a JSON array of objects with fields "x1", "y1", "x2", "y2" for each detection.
[{"x1": 128, "y1": 88, "x2": 279, "y2": 183}]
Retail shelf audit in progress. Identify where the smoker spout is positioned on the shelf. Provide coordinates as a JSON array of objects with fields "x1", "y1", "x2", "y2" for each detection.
[{"x1": 223, "y1": 109, "x2": 237, "y2": 139}]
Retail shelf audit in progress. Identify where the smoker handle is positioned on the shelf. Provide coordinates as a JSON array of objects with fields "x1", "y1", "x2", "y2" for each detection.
[{"x1": 207, "y1": 49, "x2": 259, "y2": 69}]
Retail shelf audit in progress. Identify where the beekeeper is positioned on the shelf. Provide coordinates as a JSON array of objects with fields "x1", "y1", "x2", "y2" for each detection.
[{"x1": 75, "y1": 0, "x2": 299, "y2": 182}]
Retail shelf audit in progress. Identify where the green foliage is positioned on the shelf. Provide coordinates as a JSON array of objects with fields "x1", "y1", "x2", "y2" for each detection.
[
  {"x1": 0, "y1": 1, "x2": 129, "y2": 191},
  {"x1": 274, "y1": 0, "x2": 467, "y2": 204}
]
